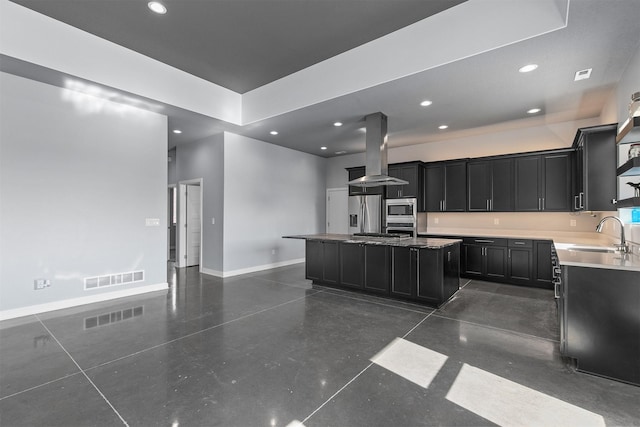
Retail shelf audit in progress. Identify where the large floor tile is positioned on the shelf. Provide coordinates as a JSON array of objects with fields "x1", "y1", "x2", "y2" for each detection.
[
  {"x1": 0, "y1": 374, "x2": 125, "y2": 427},
  {"x1": 37, "y1": 278, "x2": 315, "y2": 369},
  {"x1": 85, "y1": 290, "x2": 428, "y2": 426},
  {"x1": 435, "y1": 280, "x2": 559, "y2": 340},
  {"x1": 0, "y1": 316, "x2": 80, "y2": 398}
]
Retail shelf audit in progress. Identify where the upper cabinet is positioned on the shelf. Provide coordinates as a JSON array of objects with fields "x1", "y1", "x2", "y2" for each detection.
[
  {"x1": 425, "y1": 161, "x2": 467, "y2": 212},
  {"x1": 573, "y1": 124, "x2": 618, "y2": 211},
  {"x1": 514, "y1": 151, "x2": 573, "y2": 212},
  {"x1": 386, "y1": 161, "x2": 426, "y2": 211},
  {"x1": 467, "y1": 158, "x2": 514, "y2": 212}
]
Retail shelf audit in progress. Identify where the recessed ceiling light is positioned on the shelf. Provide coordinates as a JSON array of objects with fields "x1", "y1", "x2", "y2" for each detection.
[
  {"x1": 148, "y1": 1, "x2": 167, "y2": 14},
  {"x1": 172, "y1": 129, "x2": 182, "y2": 134},
  {"x1": 420, "y1": 100, "x2": 433, "y2": 107},
  {"x1": 574, "y1": 68, "x2": 592, "y2": 81},
  {"x1": 333, "y1": 122, "x2": 343, "y2": 127},
  {"x1": 527, "y1": 108, "x2": 541, "y2": 114},
  {"x1": 320, "y1": 146, "x2": 327, "y2": 150},
  {"x1": 519, "y1": 64, "x2": 538, "y2": 73},
  {"x1": 270, "y1": 131, "x2": 278, "y2": 135},
  {"x1": 438, "y1": 125, "x2": 448, "y2": 130}
]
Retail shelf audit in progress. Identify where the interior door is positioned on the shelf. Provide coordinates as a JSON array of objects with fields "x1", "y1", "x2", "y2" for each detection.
[
  {"x1": 327, "y1": 188, "x2": 348, "y2": 234},
  {"x1": 185, "y1": 184, "x2": 201, "y2": 267}
]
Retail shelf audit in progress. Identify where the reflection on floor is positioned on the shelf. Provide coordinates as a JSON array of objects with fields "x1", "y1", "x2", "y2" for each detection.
[{"x1": 1, "y1": 264, "x2": 639, "y2": 426}]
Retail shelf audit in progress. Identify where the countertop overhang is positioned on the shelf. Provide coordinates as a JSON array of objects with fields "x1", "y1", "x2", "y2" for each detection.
[{"x1": 284, "y1": 234, "x2": 461, "y2": 249}]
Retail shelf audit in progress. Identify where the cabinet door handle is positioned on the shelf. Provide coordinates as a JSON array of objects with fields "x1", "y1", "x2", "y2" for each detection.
[
  {"x1": 486, "y1": 200, "x2": 490, "y2": 211},
  {"x1": 542, "y1": 198, "x2": 545, "y2": 210},
  {"x1": 574, "y1": 195, "x2": 580, "y2": 210},
  {"x1": 538, "y1": 198, "x2": 541, "y2": 211},
  {"x1": 475, "y1": 239, "x2": 494, "y2": 243},
  {"x1": 447, "y1": 251, "x2": 451, "y2": 262},
  {"x1": 490, "y1": 199, "x2": 493, "y2": 211},
  {"x1": 508, "y1": 249, "x2": 511, "y2": 258},
  {"x1": 579, "y1": 192, "x2": 584, "y2": 209},
  {"x1": 553, "y1": 279, "x2": 561, "y2": 299},
  {"x1": 514, "y1": 241, "x2": 525, "y2": 245}
]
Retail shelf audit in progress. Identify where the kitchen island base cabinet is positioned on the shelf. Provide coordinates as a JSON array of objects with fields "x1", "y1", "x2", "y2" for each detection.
[
  {"x1": 300, "y1": 236, "x2": 461, "y2": 307},
  {"x1": 560, "y1": 266, "x2": 640, "y2": 386},
  {"x1": 391, "y1": 245, "x2": 460, "y2": 306},
  {"x1": 305, "y1": 240, "x2": 339, "y2": 284}
]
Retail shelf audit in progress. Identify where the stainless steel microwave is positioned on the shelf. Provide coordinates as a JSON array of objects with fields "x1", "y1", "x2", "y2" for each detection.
[{"x1": 385, "y1": 198, "x2": 417, "y2": 221}]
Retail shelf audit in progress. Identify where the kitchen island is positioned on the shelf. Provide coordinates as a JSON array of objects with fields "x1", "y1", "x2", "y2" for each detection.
[{"x1": 285, "y1": 234, "x2": 461, "y2": 307}]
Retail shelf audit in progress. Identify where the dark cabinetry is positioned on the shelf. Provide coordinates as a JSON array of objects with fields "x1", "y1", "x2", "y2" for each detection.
[
  {"x1": 514, "y1": 151, "x2": 573, "y2": 212},
  {"x1": 462, "y1": 238, "x2": 507, "y2": 280},
  {"x1": 573, "y1": 124, "x2": 617, "y2": 211},
  {"x1": 426, "y1": 161, "x2": 467, "y2": 212},
  {"x1": 467, "y1": 158, "x2": 514, "y2": 211},
  {"x1": 533, "y1": 240, "x2": 553, "y2": 286},
  {"x1": 386, "y1": 162, "x2": 426, "y2": 211},
  {"x1": 390, "y1": 245, "x2": 460, "y2": 305},
  {"x1": 305, "y1": 240, "x2": 339, "y2": 284},
  {"x1": 507, "y1": 239, "x2": 533, "y2": 284},
  {"x1": 338, "y1": 243, "x2": 391, "y2": 293},
  {"x1": 459, "y1": 236, "x2": 552, "y2": 288}
]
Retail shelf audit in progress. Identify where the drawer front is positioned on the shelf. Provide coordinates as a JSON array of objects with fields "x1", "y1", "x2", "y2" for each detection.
[
  {"x1": 508, "y1": 239, "x2": 533, "y2": 248},
  {"x1": 463, "y1": 237, "x2": 508, "y2": 246}
]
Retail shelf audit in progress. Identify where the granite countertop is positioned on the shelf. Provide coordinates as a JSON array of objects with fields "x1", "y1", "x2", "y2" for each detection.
[
  {"x1": 283, "y1": 234, "x2": 461, "y2": 249},
  {"x1": 418, "y1": 228, "x2": 615, "y2": 246}
]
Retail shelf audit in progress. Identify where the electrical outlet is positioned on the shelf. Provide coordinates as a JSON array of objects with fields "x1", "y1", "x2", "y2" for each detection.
[
  {"x1": 271, "y1": 249, "x2": 276, "y2": 255},
  {"x1": 145, "y1": 218, "x2": 160, "y2": 226},
  {"x1": 212, "y1": 218, "x2": 215, "y2": 224},
  {"x1": 434, "y1": 217, "x2": 439, "y2": 224},
  {"x1": 34, "y1": 278, "x2": 50, "y2": 290},
  {"x1": 570, "y1": 219, "x2": 577, "y2": 227},
  {"x1": 494, "y1": 218, "x2": 500, "y2": 225}
]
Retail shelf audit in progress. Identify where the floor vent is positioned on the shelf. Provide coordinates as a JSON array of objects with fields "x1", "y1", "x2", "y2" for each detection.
[
  {"x1": 84, "y1": 306, "x2": 144, "y2": 329},
  {"x1": 84, "y1": 270, "x2": 144, "y2": 290}
]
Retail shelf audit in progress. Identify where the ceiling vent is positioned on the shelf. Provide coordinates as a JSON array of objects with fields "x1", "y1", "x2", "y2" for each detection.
[{"x1": 574, "y1": 68, "x2": 592, "y2": 81}]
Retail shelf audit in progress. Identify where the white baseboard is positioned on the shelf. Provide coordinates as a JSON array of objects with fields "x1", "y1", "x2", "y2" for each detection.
[
  {"x1": 202, "y1": 258, "x2": 305, "y2": 278},
  {"x1": 0, "y1": 282, "x2": 169, "y2": 321}
]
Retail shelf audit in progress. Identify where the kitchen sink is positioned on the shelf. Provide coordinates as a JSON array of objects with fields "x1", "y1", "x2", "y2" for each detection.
[{"x1": 556, "y1": 244, "x2": 619, "y2": 254}]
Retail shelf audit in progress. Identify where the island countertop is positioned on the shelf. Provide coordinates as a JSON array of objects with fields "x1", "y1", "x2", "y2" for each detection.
[{"x1": 283, "y1": 233, "x2": 461, "y2": 249}]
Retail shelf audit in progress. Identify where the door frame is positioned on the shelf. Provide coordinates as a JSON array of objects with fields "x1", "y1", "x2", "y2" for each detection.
[
  {"x1": 177, "y1": 178, "x2": 203, "y2": 270},
  {"x1": 167, "y1": 184, "x2": 177, "y2": 261}
]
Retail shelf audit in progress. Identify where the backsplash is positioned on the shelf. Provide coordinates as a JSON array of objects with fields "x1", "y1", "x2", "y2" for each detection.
[{"x1": 421, "y1": 211, "x2": 614, "y2": 232}]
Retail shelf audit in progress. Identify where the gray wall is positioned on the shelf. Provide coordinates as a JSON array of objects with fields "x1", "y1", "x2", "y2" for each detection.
[
  {"x1": 173, "y1": 134, "x2": 225, "y2": 272},
  {"x1": 0, "y1": 72, "x2": 167, "y2": 312},
  {"x1": 223, "y1": 132, "x2": 326, "y2": 273}
]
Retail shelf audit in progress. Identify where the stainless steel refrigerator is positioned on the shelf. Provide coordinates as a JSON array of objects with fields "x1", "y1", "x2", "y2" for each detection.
[{"x1": 348, "y1": 195, "x2": 382, "y2": 234}]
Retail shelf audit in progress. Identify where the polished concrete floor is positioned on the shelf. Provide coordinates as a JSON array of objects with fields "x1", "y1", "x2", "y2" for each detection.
[{"x1": 1, "y1": 264, "x2": 639, "y2": 426}]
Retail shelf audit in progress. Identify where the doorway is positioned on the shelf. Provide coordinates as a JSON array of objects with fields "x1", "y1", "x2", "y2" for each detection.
[
  {"x1": 177, "y1": 179, "x2": 203, "y2": 269},
  {"x1": 167, "y1": 184, "x2": 177, "y2": 261},
  {"x1": 326, "y1": 187, "x2": 349, "y2": 233}
]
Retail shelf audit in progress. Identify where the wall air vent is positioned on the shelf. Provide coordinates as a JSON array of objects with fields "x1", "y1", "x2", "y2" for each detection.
[{"x1": 84, "y1": 270, "x2": 144, "y2": 290}]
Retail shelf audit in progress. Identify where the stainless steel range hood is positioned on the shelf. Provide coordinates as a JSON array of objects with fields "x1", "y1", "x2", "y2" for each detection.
[{"x1": 348, "y1": 112, "x2": 409, "y2": 188}]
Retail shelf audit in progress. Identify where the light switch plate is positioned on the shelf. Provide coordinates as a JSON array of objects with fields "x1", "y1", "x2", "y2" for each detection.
[{"x1": 145, "y1": 218, "x2": 160, "y2": 226}]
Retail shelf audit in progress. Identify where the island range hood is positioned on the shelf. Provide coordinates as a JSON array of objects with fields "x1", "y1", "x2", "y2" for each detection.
[{"x1": 348, "y1": 112, "x2": 409, "y2": 188}]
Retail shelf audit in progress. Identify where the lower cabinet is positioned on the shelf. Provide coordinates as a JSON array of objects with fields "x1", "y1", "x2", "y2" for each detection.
[
  {"x1": 462, "y1": 238, "x2": 507, "y2": 280},
  {"x1": 364, "y1": 244, "x2": 390, "y2": 294},
  {"x1": 460, "y1": 237, "x2": 552, "y2": 289},
  {"x1": 305, "y1": 240, "x2": 339, "y2": 284},
  {"x1": 391, "y1": 245, "x2": 460, "y2": 306},
  {"x1": 339, "y1": 242, "x2": 365, "y2": 289}
]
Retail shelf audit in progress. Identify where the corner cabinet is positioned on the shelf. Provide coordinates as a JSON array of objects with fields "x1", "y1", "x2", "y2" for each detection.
[
  {"x1": 425, "y1": 161, "x2": 467, "y2": 212},
  {"x1": 514, "y1": 151, "x2": 573, "y2": 212},
  {"x1": 573, "y1": 124, "x2": 618, "y2": 211}
]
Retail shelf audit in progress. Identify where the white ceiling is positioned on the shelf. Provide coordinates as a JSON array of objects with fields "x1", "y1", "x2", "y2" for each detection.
[{"x1": 3, "y1": 0, "x2": 640, "y2": 158}]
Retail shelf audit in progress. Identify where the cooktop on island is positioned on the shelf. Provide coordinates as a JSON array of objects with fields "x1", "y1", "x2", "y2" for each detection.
[{"x1": 351, "y1": 232, "x2": 412, "y2": 239}]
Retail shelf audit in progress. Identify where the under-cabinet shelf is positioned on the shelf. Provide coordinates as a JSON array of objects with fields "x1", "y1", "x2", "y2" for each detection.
[
  {"x1": 617, "y1": 157, "x2": 640, "y2": 177},
  {"x1": 616, "y1": 116, "x2": 640, "y2": 144}
]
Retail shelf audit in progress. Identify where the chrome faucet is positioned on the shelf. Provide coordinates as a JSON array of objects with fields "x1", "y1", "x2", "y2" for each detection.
[{"x1": 596, "y1": 216, "x2": 629, "y2": 253}]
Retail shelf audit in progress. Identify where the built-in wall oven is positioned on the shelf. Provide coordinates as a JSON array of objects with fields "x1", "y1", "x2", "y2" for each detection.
[{"x1": 384, "y1": 198, "x2": 417, "y2": 237}]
